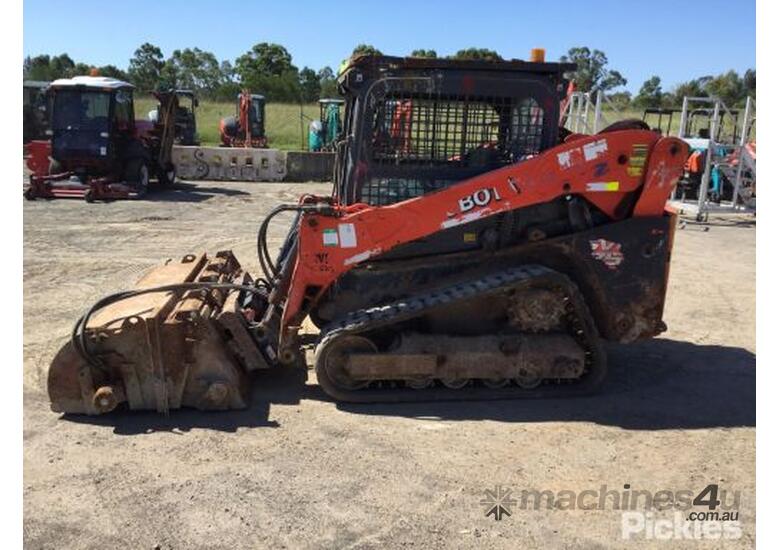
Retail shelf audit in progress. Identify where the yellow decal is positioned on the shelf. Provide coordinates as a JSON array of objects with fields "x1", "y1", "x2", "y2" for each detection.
[
  {"x1": 586, "y1": 181, "x2": 620, "y2": 192},
  {"x1": 628, "y1": 144, "x2": 649, "y2": 177}
]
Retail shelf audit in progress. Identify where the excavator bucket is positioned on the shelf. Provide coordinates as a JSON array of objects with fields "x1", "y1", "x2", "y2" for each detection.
[{"x1": 48, "y1": 251, "x2": 270, "y2": 415}]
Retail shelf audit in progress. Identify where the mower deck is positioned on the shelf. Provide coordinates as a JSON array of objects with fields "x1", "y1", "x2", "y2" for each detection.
[{"x1": 25, "y1": 172, "x2": 142, "y2": 202}]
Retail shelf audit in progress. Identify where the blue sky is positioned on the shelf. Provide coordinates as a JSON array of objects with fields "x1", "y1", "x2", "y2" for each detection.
[{"x1": 23, "y1": 0, "x2": 755, "y2": 94}]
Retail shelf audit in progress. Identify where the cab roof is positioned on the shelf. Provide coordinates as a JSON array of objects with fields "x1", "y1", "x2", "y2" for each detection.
[
  {"x1": 49, "y1": 76, "x2": 134, "y2": 90},
  {"x1": 340, "y1": 54, "x2": 577, "y2": 77}
]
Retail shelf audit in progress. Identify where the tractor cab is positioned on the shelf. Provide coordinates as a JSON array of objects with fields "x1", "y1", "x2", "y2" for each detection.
[
  {"x1": 25, "y1": 76, "x2": 179, "y2": 201},
  {"x1": 334, "y1": 55, "x2": 575, "y2": 206},
  {"x1": 48, "y1": 76, "x2": 137, "y2": 173},
  {"x1": 174, "y1": 89, "x2": 199, "y2": 145}
]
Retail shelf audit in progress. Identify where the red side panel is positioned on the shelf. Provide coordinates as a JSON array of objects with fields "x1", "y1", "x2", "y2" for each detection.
[{"x1": 25, "y1": 140, "x2": 51, "y2": 176}]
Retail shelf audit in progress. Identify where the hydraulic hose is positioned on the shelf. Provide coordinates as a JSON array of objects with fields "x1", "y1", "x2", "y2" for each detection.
[
  {"x1": 72, "y1": 281, "x2": 270, "y2": 371},
  {"x1": 256, "y1": 203, "x2": 333, "y2": 282},
  {"x1": 256, "y1": 205, "x2": 301, "y2": 281}
]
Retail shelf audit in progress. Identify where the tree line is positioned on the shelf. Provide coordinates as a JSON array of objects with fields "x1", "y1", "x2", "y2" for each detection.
[{"x1": 23, "y1": 44, "x2": 755, "y2": 108}]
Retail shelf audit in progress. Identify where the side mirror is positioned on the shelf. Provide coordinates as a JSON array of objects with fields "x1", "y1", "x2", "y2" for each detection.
[{"x1": 193, "y1": 98, "x2": 199, "y2": 108}]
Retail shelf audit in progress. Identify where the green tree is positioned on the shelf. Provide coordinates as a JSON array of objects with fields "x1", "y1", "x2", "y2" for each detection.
[
  {"x1": 671, "y1": 77, "x2": 708, "y2": 105},
  {"x1": 97, "y1": 65, "x2": 128, "y2": 80},
  {"x1": 743, "y1": 69, "x2": 756, "y2": 99},
  {"x1": 352, "y1": 44, "x2": 383, "y2": 57},
  {"x1": 128, "y1": 43, "x2": 165, "y2": 92},
  {"x1": 72, "y1": 62, "x2": 92, "y2": 76},
  {"x1": 50, "y1": 54, "x2": 75, "y2": 78},
  {"x1": 235, "y1": 43, "x2": 301, "y2": 101},
  {"x1": 235, "y1": 43, "x2": 295, "y2": 78},
  {"x1": 318, "y1": 66, "x2": 338, "y2": 98},
  {"x1": 559, "y1": 47, "x2": 626, "y2": 94},
  {"x1": 451, "y1": 48, "x2": 502, "y2": 61},
  {"x1": 633, "y1": 76, "x2": 663, "y2": 108},
  {"x1": 213, "y1": 61, "x2": 240, "y2": 102},
  {"x1": 23, "y1": 55, "x2": 52, "y2": 80},
  {"x1": 23, "y1": 54, "x2": 76, "y2": 81},
  {"x1": 606, "y1": 91, "x2": 632, "y2": 109},
  {"x1": 299, "y1": 67, "x2": 321, "y2": 102},
  {"x1": 165, "y1": 48, "x2": 225, "y2": 96},
  {"x1": 410, "y1": 49, "x2": 437, "y2": 58},
  {"x1": 704, "y1": 70, "x2": 744, "y2": 106}
]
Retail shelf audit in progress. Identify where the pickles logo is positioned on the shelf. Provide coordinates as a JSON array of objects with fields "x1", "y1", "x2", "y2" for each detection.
[{"x1": 480, "y1": 485, "x2": 517, "y2": 521}]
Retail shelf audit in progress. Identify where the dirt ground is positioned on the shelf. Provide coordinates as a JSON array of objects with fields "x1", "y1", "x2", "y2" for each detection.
[{"x1": 23, "y1": 180, "x2": 756, "y2": 549}]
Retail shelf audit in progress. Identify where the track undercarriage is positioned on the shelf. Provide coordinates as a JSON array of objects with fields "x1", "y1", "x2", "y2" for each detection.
[{"x1": 314, "y1": 266, "x2": 607, "y2": 402}]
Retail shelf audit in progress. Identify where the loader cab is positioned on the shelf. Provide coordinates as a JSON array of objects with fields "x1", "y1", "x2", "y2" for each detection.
[
  {"x1": 48, "y1": 76, "x2": 136, "y2": 171},
  {"x1": 335, "y1": 55, "x2": 575, "y2": 206}
]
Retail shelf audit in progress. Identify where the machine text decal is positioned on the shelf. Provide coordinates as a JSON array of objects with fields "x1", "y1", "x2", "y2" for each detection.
[{"x1": 458, "y1": 187, "x2": 502, "y2": 213}]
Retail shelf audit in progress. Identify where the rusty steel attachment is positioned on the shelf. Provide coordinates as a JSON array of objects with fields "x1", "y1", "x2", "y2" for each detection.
[{"x1": 48, "y1": 251, "x2": 270, "y2": 415}]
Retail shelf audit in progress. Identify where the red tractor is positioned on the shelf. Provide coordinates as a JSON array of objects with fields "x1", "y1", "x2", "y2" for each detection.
[
  {"x1": 24, "y1": 76, "x2": 178, "y2": 202},
  {"x1": 218, "y1": 90, "x2": 268, "y2": 148}
]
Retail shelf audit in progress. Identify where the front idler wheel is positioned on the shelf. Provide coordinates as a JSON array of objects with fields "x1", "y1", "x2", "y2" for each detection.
[{"x1": 316, "y1": 335, "x2": 376, "y2": 391}]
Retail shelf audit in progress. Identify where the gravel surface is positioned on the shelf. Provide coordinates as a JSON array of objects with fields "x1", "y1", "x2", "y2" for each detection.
[{"x1": 23, "y1": 180, "x2": 755, "y2": 549}]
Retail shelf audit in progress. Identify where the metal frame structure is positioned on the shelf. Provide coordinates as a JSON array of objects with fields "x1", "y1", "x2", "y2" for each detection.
[
  {"x1": 670, "y1": 96, "x2": 755, "y2": 221},
  {"x1": 562, "y1": 90, "x2": 622, "y2": 134}
]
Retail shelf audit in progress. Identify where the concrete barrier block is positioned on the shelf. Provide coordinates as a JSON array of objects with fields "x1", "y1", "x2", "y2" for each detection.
[
  {"x1": 173, "y1": 146, "x2": 287, "y2": 182},
  {"x1": 285, "y1": 151, "x2": 335, "y2": 182}
]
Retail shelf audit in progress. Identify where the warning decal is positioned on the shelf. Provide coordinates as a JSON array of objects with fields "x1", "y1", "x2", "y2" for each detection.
[
  {"x1": 322, "y1": 229, "x2": 338, "y2": 247},
  {"x1": 338, "y1": 223, "x2": 357, "y2": 248},
  {"x1": 628, "y1": 144, "x2": 649, "y2": 177},
  {"x1": 590, "y1": 239, "x2": 624, "y2": 270}
]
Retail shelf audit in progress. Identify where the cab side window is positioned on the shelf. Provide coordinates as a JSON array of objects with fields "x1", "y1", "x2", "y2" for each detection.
[{"x1": 114, "y1": 90, "x2": 133, "y2": 131}]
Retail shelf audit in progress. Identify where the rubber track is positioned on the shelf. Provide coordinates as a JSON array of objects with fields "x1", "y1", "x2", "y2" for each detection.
[{"x1": 314, "y1": 265, "x2": 607, "y2": 403}]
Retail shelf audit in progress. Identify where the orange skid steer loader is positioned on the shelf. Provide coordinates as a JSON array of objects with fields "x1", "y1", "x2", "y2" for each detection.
[{"x1": 46, "y1": 53, "x2": 687, "y2": 414}]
